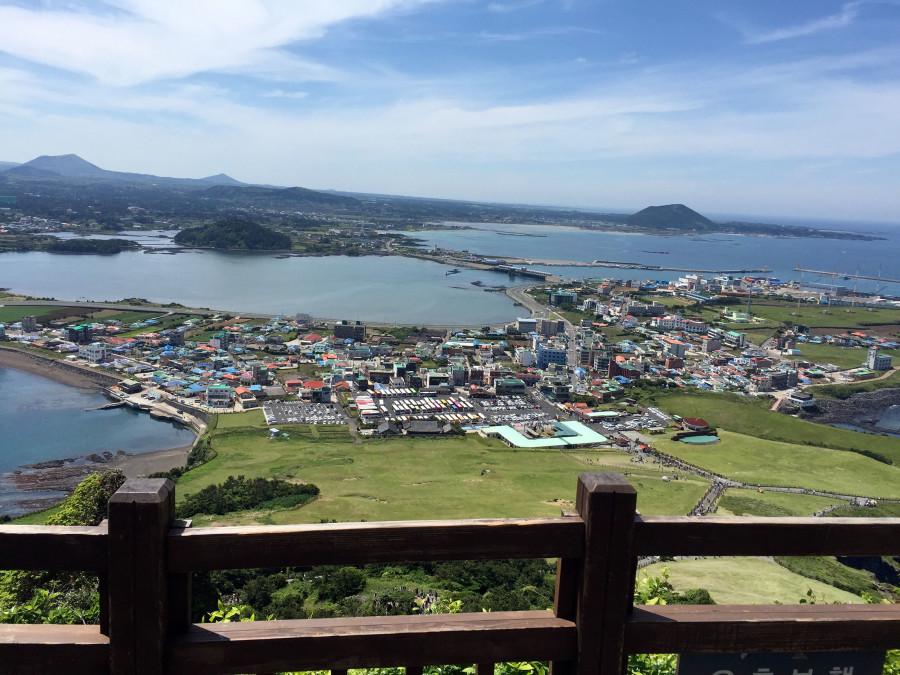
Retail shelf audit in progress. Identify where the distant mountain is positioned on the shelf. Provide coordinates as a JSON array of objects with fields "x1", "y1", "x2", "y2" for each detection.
[
  {"x1": 1, "y1": 154, "x2": 244, "y2": 188},
  {"x1": 203, "y1": 184, "x2": 358, "y2": 208},
  {"x1": 199, "y1": 173, "x2": 244, "y2": 187},
  {"x1": 174, "y1": 218, "x2": 292, "y2": 250},
  {"x1": 23, "y1": 154, "x2": 107, "y2": 178},
  {"x1": 0, "y1": 161, "x2": 20, "y2": 171},
  {"x1": 626, "y1": 204, "x2": 714, "y2": 230}
]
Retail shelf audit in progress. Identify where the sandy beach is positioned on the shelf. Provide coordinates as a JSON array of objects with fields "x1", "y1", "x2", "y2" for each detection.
[{"x1": 112, "y1": 443, "x2": 193, "y2": 478}]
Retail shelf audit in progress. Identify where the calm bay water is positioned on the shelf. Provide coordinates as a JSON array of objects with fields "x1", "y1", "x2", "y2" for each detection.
[
  {"x1": 0, "y1": 367, "x2": 194, "y2": 473},
  {"x1": 2, "y1": 224, "x2": 898, "y2": 324},
  {"x1": 413, "y1": 222, "x2": 900, "y2": 292},
  {"x1": 0, "y1": 249, "x2": 520, "y2": 325}
]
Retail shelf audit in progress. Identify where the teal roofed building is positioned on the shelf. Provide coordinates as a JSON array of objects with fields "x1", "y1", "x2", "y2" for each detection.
[{"x1": 481, "y1": 420, "x2": 608, "y2": 448}]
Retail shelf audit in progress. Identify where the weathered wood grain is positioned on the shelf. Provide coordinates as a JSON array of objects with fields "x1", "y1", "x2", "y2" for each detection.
[
  {"x1": 167, "y1": 611, "x2": 577, "y2": 674},
  {"x1": 0, "y1": 525, "x2": 107, "y2": 571},
  {"x1": 634, "y1": 516, "x2": 900, "y2": 556},
  {"x1": 0, "y1": 624, "x2": 108, "y2": 675},
  {"x1": 168, "y1": 517, "x2": 584, "y2": 571},
  {"x1": 626, "y1": 604, "x2": 900, "y2": 653}
]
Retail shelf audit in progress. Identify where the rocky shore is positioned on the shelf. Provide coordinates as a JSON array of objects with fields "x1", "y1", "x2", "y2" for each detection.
[
  {"x1": 0, "y1": 348, "x2": 196, "y2": 518},
  {"x1": 1, "y1": 444, "x2": 192, "y2": 518},
  {"x1": 805, "y1": 388, "x2": 900, "y2": 434}
]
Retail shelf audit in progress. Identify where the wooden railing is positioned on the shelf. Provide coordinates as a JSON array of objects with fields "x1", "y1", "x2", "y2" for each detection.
[{"x1": 1, "y1": 473, "x2": 899, "y2": 675}]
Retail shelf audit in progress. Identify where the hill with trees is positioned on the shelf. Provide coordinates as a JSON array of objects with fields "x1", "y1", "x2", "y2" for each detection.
[
  {"x1": 173, "y1": 218, "x2": 292, "y2": 250},
  {"x1": 626, "y1": 203, "x2": 714, "y2": 229}
]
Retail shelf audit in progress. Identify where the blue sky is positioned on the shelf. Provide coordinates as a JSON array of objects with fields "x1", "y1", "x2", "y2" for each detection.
[{"x1": 1, "y1": 0, "x2": 899, "y2": 223}]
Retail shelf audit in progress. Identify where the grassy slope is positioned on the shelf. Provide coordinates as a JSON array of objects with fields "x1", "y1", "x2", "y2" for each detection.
[
  {"x1": 717, "y1": 488, "x2": 843, "y2": 516},
  {"x1": 642, "y1": 558, "x2": 862, "y2": 604},
  {"x1": 652, "y1": 391, "x2": 900, "y2": 465},
  {"x1": 654, "y1": 430, "x2": 900, "y2": 497},
  {"x1": 177, "y1": 421, "x2": 708, "y2": 525}
]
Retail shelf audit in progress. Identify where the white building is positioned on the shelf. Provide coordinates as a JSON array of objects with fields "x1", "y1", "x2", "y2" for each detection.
[
  {"x1": 867, "y1": 347, "x2": 893, "y2": 371},
  {"x1": 79, "y1": 342, "x2": 107, "y2": 363},
  {"x1": 652, "y1": 315, "x2": 709, "y2": 334},
  {"x1": 515, "y1": 347, "x2": 535, "y2": 367}
]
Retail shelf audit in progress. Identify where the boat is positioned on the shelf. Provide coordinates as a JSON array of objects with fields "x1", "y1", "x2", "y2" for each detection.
[{"x1": 445, "y1": 268, "x2": 461, "y2": 275}]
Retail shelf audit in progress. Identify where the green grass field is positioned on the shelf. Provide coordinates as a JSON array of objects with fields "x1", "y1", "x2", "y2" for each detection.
[
  {"x1": 742, "y1": 302, "x2": 900, "y2": 330},
  {"x1": 641, "y1": 558, "x2": 862, "y2": 604},
  {"x1": 651, "y1": 391, "x2": 900, "y2": 465},
  {"x1": 654, "y1": 430, "x2": 900, "y2": 497},
  {"x1": 717, "y1": 488, "x2": 844, "y2": 516},
  {"x1": 0, "y1": 305, "x2": 86, "y2": 324},
  {"x1": 177, "y1": 420, "x2": 709, "y2": 525},
  {"x1": 792, "y1": 342, "x2": 898, "y2": 369}
]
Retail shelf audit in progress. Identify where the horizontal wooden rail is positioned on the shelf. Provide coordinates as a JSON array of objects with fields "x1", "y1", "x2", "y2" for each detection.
[
  {"x1": 0, "y1": 525, "x2": 108, "y2": 572},
  {"x1": 167, "y1": 611, "x2": 576, "y2": 674},
  {"x1": 0, "y1": 624, "x2": 109, "y2": 674},
  {"x1": 6, "y1": 475, "x2": 900, "y2": 675},
  {"x1": 626, "y1": 604, "x2": 900, "y2": 653},
  {"x1": 168, "y1": 517, "x2": 584, "y2": 572},
  {"x1": 634, "y1": 516, "x2": 900, "y2": 556}
]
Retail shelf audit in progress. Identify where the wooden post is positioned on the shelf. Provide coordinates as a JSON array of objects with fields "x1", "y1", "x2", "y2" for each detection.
[
  {"x1": 168, "y1": 519, "x2": 193, "y2": 635},
  {"x1": 573, "y1": 473, "x2": 637, "y2": 675},
  {"x1": 107, "y1": 478, "x2": 175, "y2": 675}
]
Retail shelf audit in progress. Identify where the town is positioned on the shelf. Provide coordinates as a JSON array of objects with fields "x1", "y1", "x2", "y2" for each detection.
[{"x1": 2, "y1": 272, "x2": 896, "y2": 453}]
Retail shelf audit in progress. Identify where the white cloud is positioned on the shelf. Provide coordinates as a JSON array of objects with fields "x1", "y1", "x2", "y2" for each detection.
[
  {"x1": 737, "y1": 1, "x2": 863, "y2": 44},
  {"x1": 0, "y1": 0, "x2": 427, "y2": 85},
  {"x1": 487, "y1": 0, "x2": 545, "y2": 13}
]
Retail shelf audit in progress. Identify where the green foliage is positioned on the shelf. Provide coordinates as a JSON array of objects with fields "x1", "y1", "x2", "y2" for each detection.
[
  {"x1": 316, "y1": 567, "x2": 367, "y2": 603},
  {"x1": 173, "y1": 218, "x2": 291, "y2": 250},
  {"x1": 0, "y1": 471, "x2": 123, "y2": 625},
  {"x1": 45, "y1": 238, "x2": 140, "y2": 254},
  {"x1": 47, "y1": 470, "x2": 126, "y2": 526},
  {"x1": 176, "y1": 475, "x2": 319, "y2": 518},
  {"x1": 634, "y1": 569, "x2": 714, "y2": 606},
  {"x1": 0, "y1": 588, "x2": 94, "y2": 624},
  {"x1": 204, "y1": 599, "x2": 258, "y2": 623}
]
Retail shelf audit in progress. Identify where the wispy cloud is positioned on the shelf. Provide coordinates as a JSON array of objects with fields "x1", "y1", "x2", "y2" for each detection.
[
  {"x1": 0, "y1": 0, "x2": 428, "y2": 86},
  {"x1": 487, "y1": 0, "x2": 545, "y2": 13},
  {"x1": 737, "y1": 1, "x2": 863, "y2": 44},
  {"x1": 262, "y1": 89, "x2": 309, "y2": 99},
  {"x1": 478, "y1": 26, "x2": 604, "y2": 41}
]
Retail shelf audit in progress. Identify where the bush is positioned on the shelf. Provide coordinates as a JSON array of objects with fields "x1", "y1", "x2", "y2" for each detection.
[
  {"x1": 48, "y1": 470, "x2": 126, "y2": 526},
  {"x1": 316, "y1": 567, "x2": 366, "y2": 603},
  {"x1": 176, "y1": 475, "x2": 318, "y2": 518}
]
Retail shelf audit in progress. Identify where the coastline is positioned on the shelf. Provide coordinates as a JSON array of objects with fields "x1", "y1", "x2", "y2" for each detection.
[
  {"x1": 0, "y1": 351, "x2": 199, "y2": 517},
  {"x1": 0, "y1": 346, "x2": 100, "y2": 390}
]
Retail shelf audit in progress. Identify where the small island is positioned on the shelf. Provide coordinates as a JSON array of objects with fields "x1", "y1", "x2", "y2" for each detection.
[
  {"x1": 173, "y1": 218, "x2": 292, "y2": 250},
  {"x1": 45, "y1": 238, "x2": 141, "y2": 254}
]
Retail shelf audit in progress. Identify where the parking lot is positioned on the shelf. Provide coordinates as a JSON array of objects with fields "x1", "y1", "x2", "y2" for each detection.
[
  {"x1": 263, "y1": 401, "x2": 346, "y2": 426},
  {"x1": 588, "y1": 407, "x2": 669, "y2": 434},
  {"x1": 473, "y1": 395, "x2": 555, "y2": 425},
  {"x1": 378, "y1": 395, "x2": 482, "y2": 424}
]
